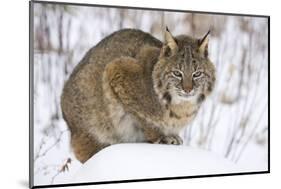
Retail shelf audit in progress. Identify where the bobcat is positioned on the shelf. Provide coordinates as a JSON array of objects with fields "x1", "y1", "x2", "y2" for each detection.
[{"x1": 61, "y1": 27, "x2": 216, "y2": 163}]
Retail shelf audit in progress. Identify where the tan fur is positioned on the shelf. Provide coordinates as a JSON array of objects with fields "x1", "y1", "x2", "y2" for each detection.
[{"x1": 61, "y1": 28, "x2": 216, "y2": 163}]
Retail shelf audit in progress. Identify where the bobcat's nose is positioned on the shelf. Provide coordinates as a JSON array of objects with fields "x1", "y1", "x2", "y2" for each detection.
[
  {"x1": 184, "y1": 87, "x2": 193, "y2": 94},
  {"x1": 183, "y1": 81, "x2": 193, "y2": 94}
]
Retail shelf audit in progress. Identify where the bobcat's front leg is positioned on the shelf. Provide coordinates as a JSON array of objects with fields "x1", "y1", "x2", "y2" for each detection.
[
  {"x1": 154, "y1": 135, "x2": 183, "y2": 145},
  {"x1": 104, "y1": 57, "x2": 183, "y2": 146},
  {"x1": 141, "y1": 122, "x2": 183, "y2": 145}
]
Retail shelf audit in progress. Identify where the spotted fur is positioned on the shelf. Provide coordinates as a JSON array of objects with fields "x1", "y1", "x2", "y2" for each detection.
[{"x1": 61, "y1": 28, "x2": 216, "y2": 163}]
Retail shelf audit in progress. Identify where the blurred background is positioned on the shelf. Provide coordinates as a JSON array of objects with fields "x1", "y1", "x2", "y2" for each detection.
[{"x1": 32, "y1": 2, "x2": 268, "y2": 185}]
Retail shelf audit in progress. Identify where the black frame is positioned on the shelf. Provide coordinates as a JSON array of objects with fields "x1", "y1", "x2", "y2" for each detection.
[{"x1": 29, "y1": 0, "x2": 270, "y2": 188}]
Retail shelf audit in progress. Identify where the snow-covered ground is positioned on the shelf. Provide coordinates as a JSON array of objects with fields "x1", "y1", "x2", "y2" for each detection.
[
  {"x1": 72, "y1": 144, "x2": 240, "y2": 183},
  {"x1": 32, "y1": 3, "x2": 268, "y2": 186}
]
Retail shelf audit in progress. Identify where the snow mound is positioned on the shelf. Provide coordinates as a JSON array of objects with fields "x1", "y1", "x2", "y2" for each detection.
[{"x1": 72, "y1": 143, "x2": 240, "y2": 183}]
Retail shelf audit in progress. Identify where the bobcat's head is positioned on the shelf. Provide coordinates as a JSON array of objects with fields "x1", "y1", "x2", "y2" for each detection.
[{"x1": 153, "y1": 27, "x2": 216, "y2": 106}]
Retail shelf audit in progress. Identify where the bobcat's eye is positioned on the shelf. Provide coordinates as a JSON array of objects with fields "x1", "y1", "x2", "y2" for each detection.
[
  {"x1": 172, "y1": 70, "x2": 183, "y2": 78},
  {"x1": 193, "y1": 71, "x2": 203, "y2": 78}
]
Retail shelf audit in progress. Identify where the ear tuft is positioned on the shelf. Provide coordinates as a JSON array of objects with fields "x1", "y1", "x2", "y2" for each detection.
[
  {"x1": 164, "y1": 26, "x2": 178, "y2": 55},
  {"x1": 198, "y1": 30, "x2": 210, "y2": 58},
  {"x1": 165, "y1": 26, "x2": 170, "y2": 32}
]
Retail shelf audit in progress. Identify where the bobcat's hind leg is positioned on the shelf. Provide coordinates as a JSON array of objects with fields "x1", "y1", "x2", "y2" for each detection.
[{"x1": 71, "y1": 131, "x2": 109, "y2": 163}]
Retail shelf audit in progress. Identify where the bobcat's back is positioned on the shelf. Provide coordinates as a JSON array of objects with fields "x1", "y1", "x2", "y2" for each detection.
[{"x1": 61, "y1": 29, "x2": 162, "y2": 162}]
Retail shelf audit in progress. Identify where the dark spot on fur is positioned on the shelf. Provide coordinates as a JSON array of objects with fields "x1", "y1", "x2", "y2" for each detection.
[
  {"x1": 197, "y1": 94, "x2": 205, "y2": 103},
  {"x1": 204, "y1": 49, "x2": 208, "y2": 58},
  {"x1": 163, "y1": 45, "x2": 171, "y2": 57},
  {"x1": 158, "y1": 81, "x2": 162, "y2": 88},
  {"x1": 163, "y1": 92, "x2": 172, "y2": 104},
  {"x1": 169, "y1": 110, "x2": 181, "y2": 119},
  {"x1": 174, "y1": 38, "x2": 179, "y2": 45},
  {"x1": 208, "y1": 83, "x2": 213, "y2": 92}
]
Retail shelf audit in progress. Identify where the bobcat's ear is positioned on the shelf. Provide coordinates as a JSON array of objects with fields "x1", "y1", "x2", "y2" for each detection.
[
  {"x1": 161, "y1": 26, "x2": 178, "y2": 57},
  {"x1": 198, "y1": 30, "x2": 210, "y2": 58}
]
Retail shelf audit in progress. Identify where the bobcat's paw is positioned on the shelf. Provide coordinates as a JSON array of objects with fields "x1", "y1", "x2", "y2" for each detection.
[{"x1": 154, "y1": 135, "x2": 183, "y2": 145}]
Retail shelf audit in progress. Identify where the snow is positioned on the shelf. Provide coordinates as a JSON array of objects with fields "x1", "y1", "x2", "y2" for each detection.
[
  {"x1": 71, "y1": 144, "x2": 240, "y2": 183},
  {"x1": 32, "y1": 3, "x2": 268, "y2": 186}
]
